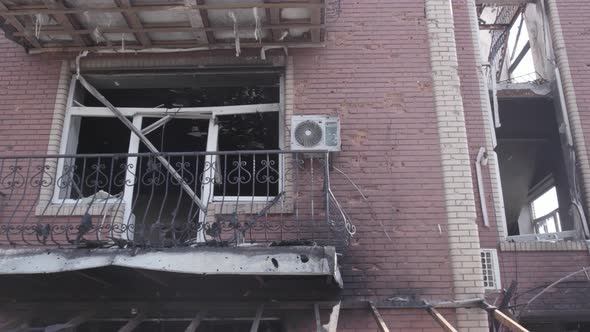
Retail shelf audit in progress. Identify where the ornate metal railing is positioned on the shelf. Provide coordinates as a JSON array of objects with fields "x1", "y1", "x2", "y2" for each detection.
[{"x1": 0, "y1": 151, "x2": 355, "y2": 249}]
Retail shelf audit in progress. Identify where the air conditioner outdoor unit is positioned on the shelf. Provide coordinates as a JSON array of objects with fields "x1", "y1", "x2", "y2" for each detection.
[{"x1": 291, "y1": 115, "x2": 341, "y2": 152}]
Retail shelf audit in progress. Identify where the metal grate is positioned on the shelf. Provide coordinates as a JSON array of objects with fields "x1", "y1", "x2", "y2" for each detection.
[{"x1": 481, "y1": 249, "x2": 501, "y2": 290}]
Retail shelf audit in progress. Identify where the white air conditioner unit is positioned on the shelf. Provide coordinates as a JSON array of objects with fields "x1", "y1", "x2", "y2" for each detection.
[{"x1": 291, "y1": 115, "x2": 341, "y2": 152}]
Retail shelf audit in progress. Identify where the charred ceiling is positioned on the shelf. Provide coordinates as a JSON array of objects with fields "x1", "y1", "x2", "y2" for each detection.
[{"x1": 0, "y1": 0, "x2": 327, "y2": 53}]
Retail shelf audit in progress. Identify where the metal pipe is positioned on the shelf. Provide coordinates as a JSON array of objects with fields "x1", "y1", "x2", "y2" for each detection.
[
  {"x1": 491, "y1": 63, "x2": 501, "y2": 128},
  {"x1": 554, "y1": 68, "x2": 574, "y2": 147},
  {"x1": 476, "y1": 147, "x2": 490, "y2": 227}
]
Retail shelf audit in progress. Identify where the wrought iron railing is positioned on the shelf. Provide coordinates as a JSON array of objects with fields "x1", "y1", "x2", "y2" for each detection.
[{"x1": 0, "y1": 151, "x2": 355, "y2": 249}]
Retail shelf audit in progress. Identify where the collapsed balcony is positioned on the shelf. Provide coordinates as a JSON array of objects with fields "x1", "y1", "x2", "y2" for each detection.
[{"x1": 0, "y1": 150, "x2": 354, "y2": 250}]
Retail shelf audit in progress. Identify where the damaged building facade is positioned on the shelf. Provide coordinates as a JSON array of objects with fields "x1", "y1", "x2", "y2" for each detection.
[{"x1": 1, "y1": 0, "x2": 590, "y2": 331}]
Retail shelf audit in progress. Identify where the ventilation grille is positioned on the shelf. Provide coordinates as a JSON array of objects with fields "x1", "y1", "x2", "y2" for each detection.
[{"x1": 481, "y1": 249, "x2": 501, "y2": 290}]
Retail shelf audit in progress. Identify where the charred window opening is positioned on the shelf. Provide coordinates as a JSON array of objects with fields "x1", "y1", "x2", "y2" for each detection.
[
  {"x1": 215, "y1": 112, "x2": 280, "y2": 197},
  {"x1": 496, "y1": 98, "x2": 572, "y2": 237},
  {"x1": 57, "y1": 70, "x2": 283, "y2": 244},
  {"x1": 478, "y1": 3, "x2": 553, "y2": 84},
  {"x1": 77, "y1": 72, "x2": 280, "y2": 108},
  {"x1": 64, "y1": 117, "x2": 131, "y2": 199},
  {"x1": 83, "y1": 86, "x2": 279, "y2": 108}
]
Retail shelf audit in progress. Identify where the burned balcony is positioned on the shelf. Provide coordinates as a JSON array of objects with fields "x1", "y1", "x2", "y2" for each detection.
[{"x1": 0, "y1": 151, "x2": 355, "y2": 250}]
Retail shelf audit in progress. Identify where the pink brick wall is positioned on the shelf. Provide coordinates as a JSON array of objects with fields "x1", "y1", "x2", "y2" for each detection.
[
  {"x1": 0, "y1": 34, "x2": 62, "y2": 156},
  {"x1": 289, "y1": 0, "x2": 453, "y2": 302},
  {"x1": 0, "y1": 1, "x2": 457, "y2": 326},
  {"x1": 496, "y1": 251, "x2": 590, "y2": 314}
]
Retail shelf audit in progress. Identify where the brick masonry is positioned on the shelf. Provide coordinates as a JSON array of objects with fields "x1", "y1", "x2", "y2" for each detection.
[
  {"x1": 424, "y1": 0, "x2": 487, "y2": 330},
  {"x1": 2, "y1": 0, "x2": 590, "y2": 329}
]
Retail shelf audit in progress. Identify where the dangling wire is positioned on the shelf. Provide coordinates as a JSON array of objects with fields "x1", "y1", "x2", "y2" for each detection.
[
  {"x1": 228, "y1": 11, "x2": 241, "y2": 56},
  {"x1": 253, "y1": 7, "x2": 262, "y2": 42},
  {"x1": 34, "y1": 13, "x2": 44, "y2": 39}
]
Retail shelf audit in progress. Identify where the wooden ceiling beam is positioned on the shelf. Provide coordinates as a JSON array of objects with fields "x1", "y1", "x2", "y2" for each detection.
[
  {"x1": 265, "y1": 0, "x2": 281, "y2": 42},
  {"x1": 183, "y1": 0, "x2": 210, "y2": 44},
  {"x1": 43, "y1": 0, "x2": 91, "y2": 46},
  {"x1": 14, "y1": 23, "x2": 324, "y2": 37},
  {"x1": 310, "y1": 0, "x2": 321, "y2": 43},
  {"x1": 0, "y1": 2, "x2": 324, "y2": 16},
  {"x1": 28, "y1": 41, "x2": 325, "y2": 53},
  {"x1": 115, "y1": 0, "x2": 152, "y2": 47},
  {"x1": 0, "y1": 1, "x2": 41, "y2": 48}
]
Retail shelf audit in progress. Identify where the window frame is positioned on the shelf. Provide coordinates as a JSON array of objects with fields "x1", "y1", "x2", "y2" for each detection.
[
  {"x1": 52, "y1": 77, "x2": 284, "y2": 211},
  {"x1": 481, "y1": 248, "x2": 502, "y2": 291}
]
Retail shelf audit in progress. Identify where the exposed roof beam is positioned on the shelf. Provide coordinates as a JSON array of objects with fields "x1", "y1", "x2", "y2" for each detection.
[
  {"x1": 479, "y1": 24, "x2": 510, "y2": 30},
  {"x1": 14, "y1": 23, "x2": 323, "y2": 37},
  {"x1": 43, "y1": 0, "x2": 91, "y2": 46},
  {"x1": 267, "y1": 6, "x2": 281, "y2": 41},
  {"x1": 117, "y1": 312, "x2": 146, "y2": 332},
  {"x1": 475, "y1": 0, "x2": 535, "y2": 4},
  {"x1": 427, "y1": 308, "x2": 458, "y2": 332},
  {"x1": 115, "y1": 0, "x2": 152, "y2": 47},
  {"x1": 28, "y1": 41, "x2": 325, "y2": 54},
  {"x1": 196, "y1": 0, "x2": 215, "y2": 44},
  {"x1": 0, "y1": 2, "x2": 324, "y2": 16},
  {"x1": 184, "y1": 0, "x2": 211, "y2": 44},
  {"x1": 0, "y1": 1, "x2": 41, "y2": 48},
  {"x1": 183, "y1": 312, "x2": 205, "y2": 332},
  {"x1": 43, "y1": 310, "x2": 96, "y2": 332},
  {"x1": 508, "y1": 40, "x2": 530, "y2": 73},
  {"x1": 369, "y1": 302, "x2": 390, "y2": 332}
]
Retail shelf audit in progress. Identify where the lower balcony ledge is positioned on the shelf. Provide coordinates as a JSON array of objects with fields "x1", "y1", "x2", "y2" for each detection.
[{"x1": 0, "y1": 245, "x2": 343, "y2": 288}]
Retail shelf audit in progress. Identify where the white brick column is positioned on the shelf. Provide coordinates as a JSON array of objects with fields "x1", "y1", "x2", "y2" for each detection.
[{"x1": 424, "y1": 0, "x2": 488, "y2": 331}]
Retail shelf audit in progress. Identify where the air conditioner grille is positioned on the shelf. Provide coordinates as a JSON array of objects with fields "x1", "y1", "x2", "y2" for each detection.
[{"x1": 294, "y1": 120, "x2": 323, "y2": 147}]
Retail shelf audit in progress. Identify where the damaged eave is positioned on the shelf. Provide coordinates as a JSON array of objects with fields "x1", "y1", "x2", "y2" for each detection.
[
  {"x1": 495, "y1": 81, "x2": 552, "y2": 98},
  {"x1": 0, "y1": 0, "x2": 326, "y2": 54},
  {"x1": 0, "y1": 246, "x2": 343, "y2": 288}
]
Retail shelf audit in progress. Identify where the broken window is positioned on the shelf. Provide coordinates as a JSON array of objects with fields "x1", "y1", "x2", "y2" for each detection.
[
  {"x1": 530, "y1": 185, "x2": 561, "y2": 234},
  {"x1": 495, "y1": 98, "x2": 573, "y2": 239},
  {"x1": 476, "y1": 3, "x2": 586, "y2": 241},
  {"x1": 54, "y1": 71, "x2": 283, "y2": 243},
  {"x1": 479, "y1": 3, "x2": 553, "y2": 84}
]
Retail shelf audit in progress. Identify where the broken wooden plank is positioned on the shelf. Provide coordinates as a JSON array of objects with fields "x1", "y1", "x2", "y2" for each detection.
[
  {"x1": 493, "y1": 309, "x2": 530, "y2": 332},
  {"x1": 0, "y1": 2, "x2": 41, "y2": 48},
  {"x1": 0, "y1": 2, "x2": 325, "y2": 16},
  {"x1": 475, "y1": 0, "x2": 534, "y2": 4},
  {"x1": 322, "y1": 301, "x2": 341, "y2": 332},
  {"x1": 44, "y1": 310, "x2": 96, "y2": 332},
  {"x1": 369, "y1": 301, "x2": 390, "y2": 332},
  {"x1": 427, "y1": 308, "x2": 458, "y2": 332},
  {"x1": 115, "y1": 0, "x2": 152, "y2": 47},
  {"x1": 249, "y1": 304, "x2": 264, "y2": 332},
  {"x1": 118, "y1": 312, "x2": 146, "y2": 332},
  {"x1": 184, "y1": 311, "x2": 205, "y2": 332},
  {"x1": 508, "y1": 41, "x2": 530, "y2": 74},
  {"x1": 43, "y1": 0, "x2": 91, "y2": 46}
]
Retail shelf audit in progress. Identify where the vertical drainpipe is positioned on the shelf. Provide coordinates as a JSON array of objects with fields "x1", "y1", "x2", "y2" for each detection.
[
  {"x1": 544, "y1": 0, "x2": 590, "y2": 239},
  {"x1": 464, "y1": 0, "x2": 508, "y2": 239}
]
